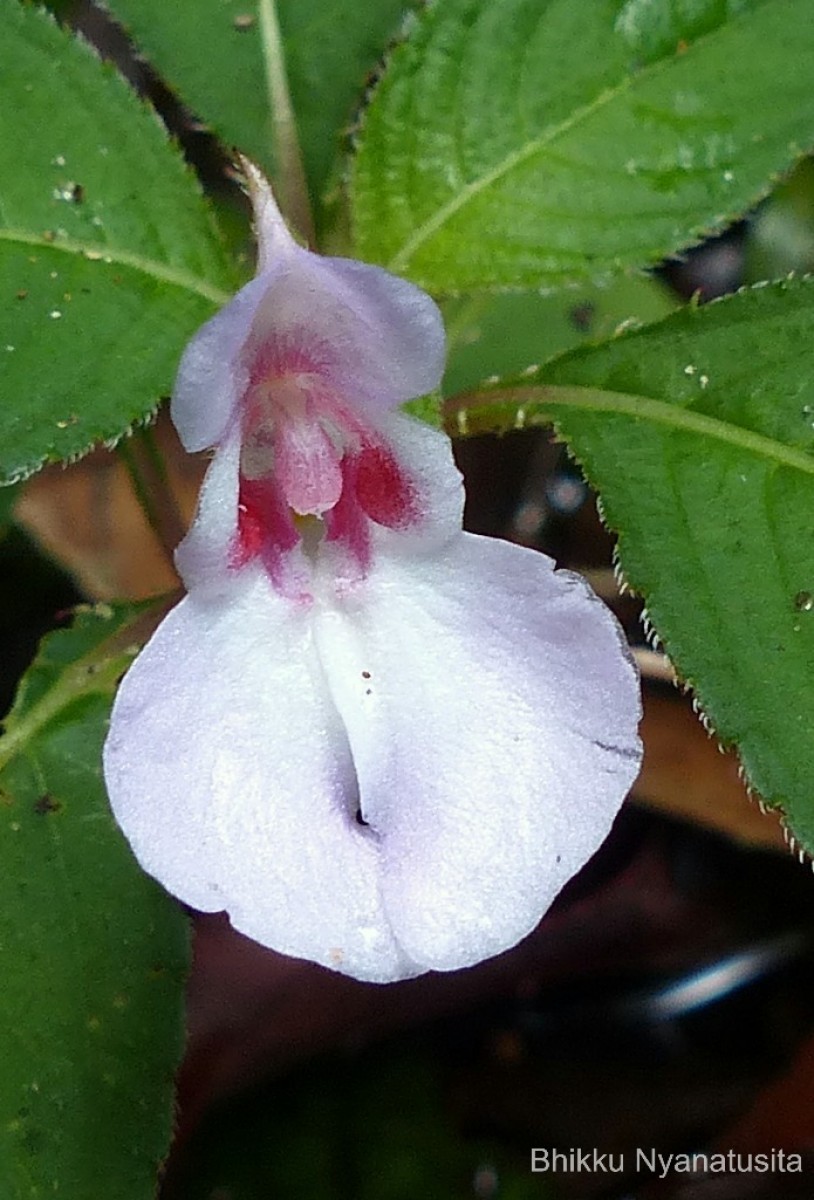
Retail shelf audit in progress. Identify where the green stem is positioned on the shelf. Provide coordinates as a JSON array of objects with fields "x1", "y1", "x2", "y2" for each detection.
[
  {"x1": 0, "y1": 643, "x2": 127, "y2": 772},
  {"x1": 258, "y1": 0, "x2": 316, "y2": 246},
  {"x1": 117, "y1": 427, "x2": 185, "y2": 568},
  {"x1": 135, "y1": 423, "x2": 188, "y2": 548}
]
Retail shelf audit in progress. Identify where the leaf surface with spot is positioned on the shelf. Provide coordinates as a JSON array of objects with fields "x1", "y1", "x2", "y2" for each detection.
[{"x1": 0, "y1": 0, "x2": 235, "y2": 483}]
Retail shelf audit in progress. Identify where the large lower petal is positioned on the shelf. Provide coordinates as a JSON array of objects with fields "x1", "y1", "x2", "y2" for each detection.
[
  {"x1": 103, "y1": 572, "x2": 415, "y2": 982},
  {"x1": 314, "y1": 534, "x2": 642, "y2": 973}
]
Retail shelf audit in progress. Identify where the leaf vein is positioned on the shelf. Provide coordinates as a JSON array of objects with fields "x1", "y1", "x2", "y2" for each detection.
[
  {"x1": 453, "y1": 384, "x2": 814, "y2": 477},
  {"x1": 0, "y1": 228, "x2": 230, "y2": 306}
]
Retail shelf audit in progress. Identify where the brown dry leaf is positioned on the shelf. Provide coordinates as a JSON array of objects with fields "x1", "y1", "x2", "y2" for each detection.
[
  {"x1": 14, "y1": 408, "x2": 204, "y2": 600},
  {"x1": 632, "y1": 690, "x2": 786, "y2": 852}
]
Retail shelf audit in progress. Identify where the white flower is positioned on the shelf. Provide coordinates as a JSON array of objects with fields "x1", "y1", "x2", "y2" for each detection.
[{"x1": 103, "y1": 164, "x2": 642, "y2": 983}]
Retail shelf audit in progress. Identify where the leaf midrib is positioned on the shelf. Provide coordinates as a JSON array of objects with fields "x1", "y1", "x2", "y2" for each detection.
[
  {"x1": 0, "y1": 623, "x2": 138, "y2": 775},
  {"x1": 383, "y1": 11, "x2": 743, "y2": 271},
  {"x1": 452, "y1": 384, "x2": 814, "y2": 477},
  {"x1": 0, "y1": 227, "x2": 231, "y2": 307}
]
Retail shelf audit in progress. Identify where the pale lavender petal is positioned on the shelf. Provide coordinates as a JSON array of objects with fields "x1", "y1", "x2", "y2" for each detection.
[
  {"x1": 315, "y1": 536, "x2": 642, "y2": 973},
  {"x1": 103, "y1": 573, "x2": 416, "y2": 983},
  {"x1": 171, "y1": 273, "x2": 272, "y2": 453},
  {"x1": 243, "y1": 164, "x2": 445, "y2": 410},
  {"x1": 368, "y1": 413, "x2": 465, "y2": 554},
  {"x1": 173, "y1": 424, "x2": 242, "y2": 594},
  {"x1": 171, "y1": 166, "x2": 296, "y2": 451},
  {"x1": 244, "y1": 255, "x2": 445, "y2": 414},
  {"x1": 172, "y1": 169, "x2": 444, "y2": 451}
]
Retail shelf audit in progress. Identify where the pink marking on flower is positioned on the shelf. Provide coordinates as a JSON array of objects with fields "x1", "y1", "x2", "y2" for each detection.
[
  {"x1": 354, "y1": 439, "x2": 420, "y2": 530},
  {"x1": 233, "y1": 356, "x2": 424, "y2": 590},
  {"x1": 232, "y1": 474, "x2": 298, "y2": 588},
  {"x1": 273, "y1": 404, "x2": 344, "y2": 517},
  {"x1": 323, "y1": 454, "x2": 372, "y2": 574}
]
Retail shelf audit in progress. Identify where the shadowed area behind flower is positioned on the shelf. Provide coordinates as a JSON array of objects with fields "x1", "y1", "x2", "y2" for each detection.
[{"x1": 161, "y1": 805, "x2": 814, "y2": 1200}]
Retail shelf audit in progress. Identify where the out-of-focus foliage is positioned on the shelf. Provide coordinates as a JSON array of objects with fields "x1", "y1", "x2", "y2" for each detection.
[
  {"x1": 173, "y1": 1041, "x2": 554, "y2": 1199},
  {"x1": 746, "y1": 157, "x2": 814, "y2": 282},
  {"x1": 443, "y1": 273, "x2": 677, "y2": 397},
  {"x1": 102, "y1": 0, "x2": 416, "y2": 224},
  {"x1": 0, "y1": 484, "x2": 17, "y2": 531}
]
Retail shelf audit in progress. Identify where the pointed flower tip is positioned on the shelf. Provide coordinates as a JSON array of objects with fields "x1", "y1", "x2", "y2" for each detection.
[
  {"x1": 106, "y1": 162, "x2": 641, "y2": 983},
  {"x1": 238, "y1": 154, "x2": 297, "y2": 266}
]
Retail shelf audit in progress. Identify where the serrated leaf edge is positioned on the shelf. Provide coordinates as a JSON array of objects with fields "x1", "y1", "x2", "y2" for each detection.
[{"x1": 0, "y1": 602, "x2": 165, "y2": 773}]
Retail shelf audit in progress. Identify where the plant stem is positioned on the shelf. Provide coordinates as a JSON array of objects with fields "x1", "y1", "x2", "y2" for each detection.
[
  {"x1": 118, "y1": 423, "x2": 186, "y2": 568},
  {"x1": 259, "y1": 0, "x2": 316, "y2": 246}
]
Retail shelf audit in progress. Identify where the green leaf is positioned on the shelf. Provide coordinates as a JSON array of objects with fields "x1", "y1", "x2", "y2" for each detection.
[
  {"x1": 102, "y1": 0, "x2": 413, "y2": 222},
  {"x1": 746, "y1": 158, "x2": 814, "y2": 283},
  {"x1": 0, "y1": 483, "x2": 18, "y2": 531},
  {"x1": 0, "y1": 0, "x2": 235, "y2": 484},
  {"x1": 443, "y1": 273, "x2": 677, "y2": 397},
  {"x1": 0, "y1": 602, "x2": 189, "y2": 1200},
  {"x1": 351, "y1": 0, "x2": 814, "y2": 291},
  {"x1": 450, "y1": 277, "x2": 814, "y2": 849}
]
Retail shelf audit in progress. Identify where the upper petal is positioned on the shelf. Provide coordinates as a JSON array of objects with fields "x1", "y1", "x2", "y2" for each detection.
[
  {"x1": 314, "y1": 534, "x2": 642, "y2": 973},
  {"x1": 103, "y1": 573, "x2": 416, "y2": 983},
  {"x1": 170, "y1": 164, "x2": 299, "y2": 452},
  {"x1": 245, "y1": 165, "x2": 446, "y2": 413},
  {"x1": 172, "y1": 166, "x2": 445, "y2": 451},
  {"x1": 242, "y1": 256, "x2": 445, "y2": 417}
]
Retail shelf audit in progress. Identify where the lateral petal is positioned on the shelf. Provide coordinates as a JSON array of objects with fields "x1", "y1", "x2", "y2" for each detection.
[
  {"x1": 174, "y1": 424, "x2": 242, "y2": 594},
  {"x1": 314, "y1": 535, "x2": 642, "y2": 973},
  {"x1": 171, "y1": 273, "x2": 272, "y2": 453},
  {"x1": 103, "y1": 573, "x2": 415, "y2": 982}
]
